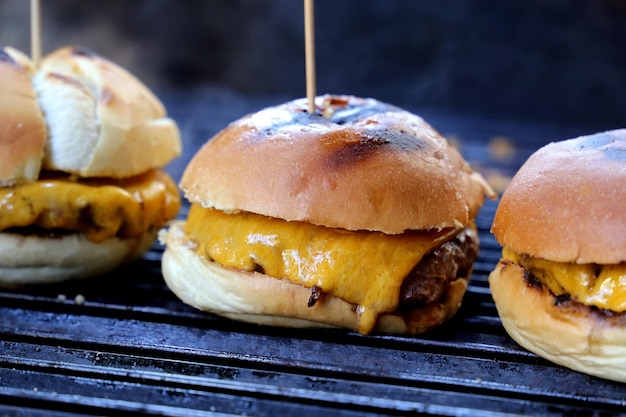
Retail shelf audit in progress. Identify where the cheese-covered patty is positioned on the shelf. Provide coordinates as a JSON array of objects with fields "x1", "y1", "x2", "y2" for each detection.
[
  {"x1": 503, "y1": 248, "x2": 626, "y2": 312},
  {"x1": 186, "y1": 205, "x2": 459, "y2": 334},
  {"x1": 0, "y1": 169, "x2": 180, "y2": 243}
]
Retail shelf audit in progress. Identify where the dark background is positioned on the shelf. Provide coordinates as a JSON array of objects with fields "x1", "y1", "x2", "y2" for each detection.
[{"x1": 1, "y1": 0, "x2": 625, "y2": 145}]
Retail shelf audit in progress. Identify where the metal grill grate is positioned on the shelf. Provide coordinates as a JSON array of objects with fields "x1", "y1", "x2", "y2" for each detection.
[{"x1": 0, "y1": 94, "x2": 624, "y2": 416}]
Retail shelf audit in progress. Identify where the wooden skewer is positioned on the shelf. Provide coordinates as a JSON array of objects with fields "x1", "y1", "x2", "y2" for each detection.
[
  {"x1": 31, "y1": 0, "x2": 42, "y2": 68},
  {"x1": 304, "y1": 0, "x2": 316, "y2": 113}
]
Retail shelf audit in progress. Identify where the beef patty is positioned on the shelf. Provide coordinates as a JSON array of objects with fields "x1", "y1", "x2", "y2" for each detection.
[{"x1": 399, "y1": 227, "x2": 478, "y2": 310}]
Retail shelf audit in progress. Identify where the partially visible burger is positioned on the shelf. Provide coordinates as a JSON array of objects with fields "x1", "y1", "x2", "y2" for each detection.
[
  {"x1": 489, "y1": 130, "x2": 626, "y2": 382},
  {"x1": 162, "y1": 95, "x2": 495, "y2": 335},
  {"x1": 0, "y1": 46, "x2": 181, "y2": 285}
]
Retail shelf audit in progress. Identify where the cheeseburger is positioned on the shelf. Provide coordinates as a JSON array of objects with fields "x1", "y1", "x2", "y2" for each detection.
[
  {"x1": 162, "y1": 95, "x2": 495, "y2": 335},
  {"x1": 0, "y1": 46, "x2": 181, "y2": 285},
  {"x1": 489, "y1": 130, "x2": 626, "y2": 382}
]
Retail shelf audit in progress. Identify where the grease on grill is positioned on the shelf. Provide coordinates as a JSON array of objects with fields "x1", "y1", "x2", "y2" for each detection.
[{"x1": 488, "y1": 136, "x2": 516, "y2": 160}]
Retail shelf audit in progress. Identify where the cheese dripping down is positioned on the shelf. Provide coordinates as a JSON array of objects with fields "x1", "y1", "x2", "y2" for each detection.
[
  {"x1": 185, "y1": 205, "x2": 459, "y2": 334},
  {"x1": 0, "y1": 169, "x2": 180, "y2": 242},
  {"x1": 503, "y1": 248, "x2": 626, "y2": 312}
]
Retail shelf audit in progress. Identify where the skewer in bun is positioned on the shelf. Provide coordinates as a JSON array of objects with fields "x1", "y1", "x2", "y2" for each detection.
[{"x1": 162, "y1": 95, "x2": 495, "y2": 335}]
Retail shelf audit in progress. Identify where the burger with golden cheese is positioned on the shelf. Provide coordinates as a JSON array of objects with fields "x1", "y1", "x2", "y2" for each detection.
[
  {"x1": 0, "y1": 46, "x2": 181, "y2": 285},
  {"x1": 489, "y1": 130, "x2": 626, "y2": 382},
  {"x1": 162, "y1": 95, "x2": 495, "y2": 335}
]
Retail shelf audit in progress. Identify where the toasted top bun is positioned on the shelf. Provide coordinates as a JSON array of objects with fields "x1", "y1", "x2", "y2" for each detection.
[
  {"x1": 32, "y1": 46, "x2": 181, "y2": 178},
  {"x1": 181, "y1": 95, "x2": 495, "y2": 233},
  {"x1": 491, "y1": 129, "x2": 626, "y2": 264},
  {"x1": 0, "y1": 48, "x2": 46, "y2": 186}
]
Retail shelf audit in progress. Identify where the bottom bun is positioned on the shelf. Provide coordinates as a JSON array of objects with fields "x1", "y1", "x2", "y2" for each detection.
[
  {"x1": 489, "y1": 259, "x2": 626, "y2": 383},
  {"x1": 161, "y1": 221, "x2": 469, "y2": 335},
  {"x1": 0, "y1": 229, "x2": 157, "y2": 286}
]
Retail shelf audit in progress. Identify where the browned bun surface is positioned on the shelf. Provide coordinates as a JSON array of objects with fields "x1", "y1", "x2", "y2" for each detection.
[
  {"x1": 162, "y1": 222, "x2": 470, "y2": 335},
  {"x1": 181, "y1": 95, "x2": 494, "y2": 234},
  {"x1": 0, "y1": 46, "x2": 182, "y2": 285},
  {"x1": 0, "y1": 48, "x2": 46, "y2": 186},
  {"x1": 165, "y1": 95, "x2": 494, "y2": 335},
  {"x1": 34, "y1": 46, "x2": 181, "y2": 178},
  {"x1": 492, "y1": 129, "x2": 626, "y2": 264},
  {"x1": 489, "y1": 129, "x2": 626, "y2": 382},
  {"x1": 489, "y1": 260, "x2": 626, "y2": 383}
]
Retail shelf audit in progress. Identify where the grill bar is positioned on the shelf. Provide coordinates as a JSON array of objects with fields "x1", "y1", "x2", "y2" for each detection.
[
  {"x1": 1, "y1": 328, "x2": 622, "y2": 417},
  {"x1": 1, "y1": 97, "x2": 624, "y2": 416},
  {"x1": 1, "y1": 224, "x2": 625, "y2": 417}
]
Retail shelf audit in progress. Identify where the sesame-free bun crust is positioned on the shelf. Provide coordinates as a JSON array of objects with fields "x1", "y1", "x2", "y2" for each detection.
[
  {"x1": 33, "y1": 46, "x2": 181, "y2": 178},
  {"x1": 162, "y1": 222, "x2": 469, "y2": 334},
  {"x1": 181, "y1": 95, "x2": 494, "y2": 234},
  {"x1": 0, "y1": 48, "x2": 46, "y2": 186},
  {"x1": 489, "y1": 260, "x2": 626, "y2": 383},
  {"x1": 492, "y1": 130, "x2": 626, "y2": 264},
  {"x1": 0, "y1": 229, "x2": 157, "y2": 286},
  {"x1": 0, "y1": 46, "x2": 182, "y2": 285}
]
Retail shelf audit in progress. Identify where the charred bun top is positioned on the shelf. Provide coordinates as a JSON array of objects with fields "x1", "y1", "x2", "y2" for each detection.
[
  {"x1": 181, "y1": 95, "x2": 494, "y2": 234},
  {"x1": 492, "y1": 129, "x2": 626, "y2": 264}
]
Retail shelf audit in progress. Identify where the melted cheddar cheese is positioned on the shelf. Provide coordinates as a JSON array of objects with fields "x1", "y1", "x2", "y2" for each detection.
[
  {"x1": 503, "y1": 248, "x2": 626, "y2": 312},
  {"x1": 0, "y1": 170, "x2": 180, "y2": 243},
  {"x1": 186, "y1": 205, "x2": 459, "y2": 334}
]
